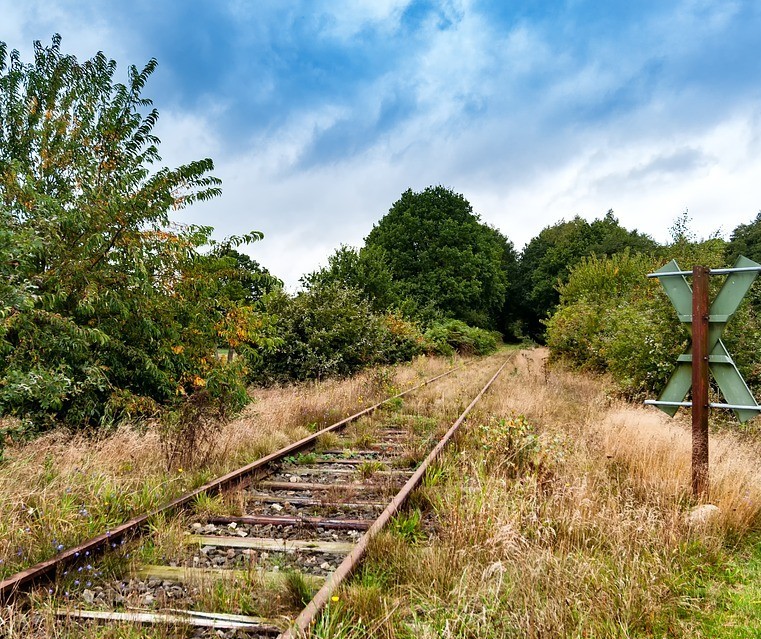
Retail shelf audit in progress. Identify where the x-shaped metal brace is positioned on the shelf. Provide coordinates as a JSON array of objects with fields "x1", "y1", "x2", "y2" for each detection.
[{"x1": 654, "y1": 255, "x2": 761, "y2": 423}]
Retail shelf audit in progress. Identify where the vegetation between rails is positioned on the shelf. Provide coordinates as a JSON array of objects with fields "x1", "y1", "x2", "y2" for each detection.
[
  {"x1": 0, "y1": 356, "x2": 459, "y2": 583},
  {"x1": 0, "y1": 353, "x2": 499, "y2": 637}
]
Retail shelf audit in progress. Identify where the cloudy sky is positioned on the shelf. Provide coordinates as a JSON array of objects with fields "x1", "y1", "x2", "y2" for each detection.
[{"x1": 3, "y1": 0, "x2": 761, "y2": 286}]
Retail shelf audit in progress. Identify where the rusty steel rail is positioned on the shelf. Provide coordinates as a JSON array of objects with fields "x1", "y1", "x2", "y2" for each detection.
[
  {"x1": 281, "y1": 357, "x2": 510, "y2": 638},
  {"x1": 0, "y1": 365, "x2": 462, "y2": 603}
]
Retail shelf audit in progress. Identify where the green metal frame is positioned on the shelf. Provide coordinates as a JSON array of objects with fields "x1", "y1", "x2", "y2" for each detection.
[{"x1": 652, "y1": 255, "x2": 761, "y2": 423}]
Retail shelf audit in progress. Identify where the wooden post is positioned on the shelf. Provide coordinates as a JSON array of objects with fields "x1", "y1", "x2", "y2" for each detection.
[{"x1": 691, "y1": 266, "x2": 710, "y2": 499}]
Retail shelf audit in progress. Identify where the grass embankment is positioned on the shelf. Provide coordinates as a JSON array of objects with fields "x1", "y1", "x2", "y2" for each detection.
[{"x1": 314, "y1": 349, "x2": 761, "y2": 638}]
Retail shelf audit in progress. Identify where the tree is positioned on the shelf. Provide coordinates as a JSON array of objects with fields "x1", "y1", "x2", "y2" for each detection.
[
  {"x1": 517, "y1": 211, "x2": 657, "y2": 339},
  {"x1": 208, "y1": 246, "x2": 282, "y2": 306},
  {"x1": 0, "y1": 36, "x2": 257, "y2": 431},
  {"x1": 364, "y1": 186, "x2": 515, "y2": 329},
  {"x1": 726, "y1": 211, "x2": 761, "y2": 265},
  {"x1": 301, "y1": 244, "x2": 400, "y2": 312}
]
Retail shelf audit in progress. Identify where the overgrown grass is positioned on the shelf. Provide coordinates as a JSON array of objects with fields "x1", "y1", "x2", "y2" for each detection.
[
  {"x1": 2, "y1": 352, "x2": 491, "y2": 639},
  {"x1": 0, "y1": 355, "x2": 460, "y2": 581},
  {"x1": 311, "y1": 349, "x2": 761, "y2": 638}
]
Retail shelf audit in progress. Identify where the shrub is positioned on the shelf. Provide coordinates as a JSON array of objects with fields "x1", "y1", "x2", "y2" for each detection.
[
  {"x1": 544, "y1": 303, "x2": 608, "y2": 371},
  {"x1": 423, "y1": 319, "x2": 500, "y2": 356},
  {"x1": 378, "y1": 313, "x2": 425, "y2": 363},
  {"x1": 545, "y1": 243, "x2": 761, "y2": 401},
  {"x1": 249, "y1": 283, "x2": 387, "y2": 382}
]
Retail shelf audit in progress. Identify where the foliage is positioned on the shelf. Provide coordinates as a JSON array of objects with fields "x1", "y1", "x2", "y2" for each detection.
[
  {"x1": 725, "y1": 210, "x2": 761, "y2": 265},
  {"x1": 302, "y1": 244, "x2": 401, "y2": 313},
  {"x1": 545, "y1": 235, "x2": 761, "y2": 401},
  {"x1": 249, "y1": 283, "x2": 387, "y2": 382},
  {"x1": 181, "y1": 239, "x2": 283, "y2": 366},
  {"x1": 517, "y1": 211, "x2": 658, "y2": 339},
  {"x1": 0, "y1": 36, "x2": 269, "y2": 433},
  {"x1": 546, "y1": 250, "x2": 689, "y2": 396},
  {"x1": 475, "y1": 414, "x2": 541, "y2": 477},
  {"x1": 378, "y1": 312, "x2": 425, "y2": 362},
  {"x1": 423, "y1": 319, "x2": 500, "y2": 356},
  {"x1": 365, "y1": 186, "x2": 517, "y2": 329},
  {"x1": 207, "y1": 245, "x2": 281, "y2": 306},
  {"x1": 248, "y1": 281, "x2": 430, "y2": 384}
]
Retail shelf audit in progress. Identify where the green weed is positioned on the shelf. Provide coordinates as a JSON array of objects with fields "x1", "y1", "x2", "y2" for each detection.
[
  {"x1": 389, "y1": 509, "x2": 426, "y2": 545},
  {"x1": 285, "y1": 570, "x2": 316, "y2": 607},
  {"x1": 356, "y1": 461, "x2": 386, "y2": 479}
]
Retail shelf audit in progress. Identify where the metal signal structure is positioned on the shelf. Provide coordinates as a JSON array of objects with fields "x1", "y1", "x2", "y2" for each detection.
[{"x1": 646, "y1": 256, "x2": 761, "y2": 499}]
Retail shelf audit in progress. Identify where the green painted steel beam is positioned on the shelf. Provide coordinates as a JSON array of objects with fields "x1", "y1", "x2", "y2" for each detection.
[
  {"x1": 658, "y1": 361, "x2": 692, "y2": 417},
  {"x1": 653, "y1": 260, "x2": 692, "y2": 317},
  {"x1": 710, "y1": 341, "x2": 759, "y2": 423}
]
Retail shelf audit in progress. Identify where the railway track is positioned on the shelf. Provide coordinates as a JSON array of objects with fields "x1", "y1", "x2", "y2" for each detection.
[{"x1": 0, "y1": 356, "x2": 509, "y2": 638}]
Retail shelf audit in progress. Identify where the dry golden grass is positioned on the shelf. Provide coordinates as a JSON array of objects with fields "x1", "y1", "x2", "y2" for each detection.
[
  {"x1": 315, "y1": 348, "x2": 761, "y2": 639},
  {"x1": 0, "y1": 355, "x2": 460, "y2": 582},
  {"x1": 485, "y1": 347, "x2": 761, "y2": 534}
]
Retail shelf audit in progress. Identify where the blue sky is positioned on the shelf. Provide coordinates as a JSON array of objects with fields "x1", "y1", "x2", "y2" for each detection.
[{"x1": 3, "y1": 0, "x2": 761, "y2": 286}]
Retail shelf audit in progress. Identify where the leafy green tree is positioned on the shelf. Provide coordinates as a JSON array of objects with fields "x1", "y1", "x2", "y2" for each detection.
[
  {"x1": 364, "y1": 186, "x2": 516, "y2": 329},
  {"x1": 302, "y1": 244, "x2": 400, "y2": 312},
  {"x1": 517, "y1": 211, "x2": 657, "y2": 338},
  {"x1": 189, "y1": 243, "x2": 282, "y2": 363},
  {"x1": 208, "y1": 245, "x2": 281, "y2": 305},
  {"x1": 726, "y1": 211, "x2": 761, "y2": 264},
  {"x1": 0, "y1": 36, "x2": 261, "y2": 432}
]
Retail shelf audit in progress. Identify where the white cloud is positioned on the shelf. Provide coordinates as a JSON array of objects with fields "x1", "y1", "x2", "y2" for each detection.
[
  {"x1": 5, "y1": 0, "x2": 761, "y2": 287},
  {"x1": 1, "y1": 1, "x2": 126, "y2": 62},
  {"x1": 493, "y1": 108, "x2": 761, "y2": 249}
]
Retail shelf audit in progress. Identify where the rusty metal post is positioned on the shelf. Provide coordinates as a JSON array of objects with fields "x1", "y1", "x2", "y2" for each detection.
[{"x1": 691, "y1": 265, "x2": 710, "y2": 499}]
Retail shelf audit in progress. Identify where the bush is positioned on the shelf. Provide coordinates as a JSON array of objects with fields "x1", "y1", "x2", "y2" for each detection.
[
  {"x1": 246, "y1": 288, "x2": 500, "y2": 385},
  {"x1": 378, "y1": 313, "x2": 425, "y2": 363},
  {"x1": 545, "y1": 244, "x2": 761, "y2": 401},
  {"x1": 544, "y1": 303, "x2": 608, "y2": 371},
  {"x1": 423, "y1": 319, "x2": 500, "y2": 356},
  {"x1": 249, "y1": 284, "x2": 388, "y2": 382}
]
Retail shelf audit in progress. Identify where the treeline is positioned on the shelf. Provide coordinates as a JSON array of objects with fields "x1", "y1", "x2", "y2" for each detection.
[
  {"x1": 0, "y1": 38, "x2": 504, "y2": 443},
  {"x1": 3, "y1": 37, "x2": 760, "y2": 447},
  {"x1": 246, "y1": 185, "x2": 509, "y2": 385},
  {"x1": 545, "y1": 216, "x2": 761, "y2": 401}
]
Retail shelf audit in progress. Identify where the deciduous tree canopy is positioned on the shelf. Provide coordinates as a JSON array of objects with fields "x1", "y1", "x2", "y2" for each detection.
[
  {"x1": 0, "y1": 36, "x2": 266, "y2": 433},
  {"x1": 726, "y1": 211, "x2": 761, "y2": 265},
  {"x1": 517, "y1": 211, "x2": 657, "y2": 338},
  {"x1": 364, "y1": 186, "x2": 516, "y2": 329},
  {"x1": 301, "y1": 244, "x2": 400, "y2": 313}
]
